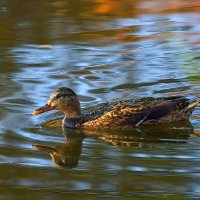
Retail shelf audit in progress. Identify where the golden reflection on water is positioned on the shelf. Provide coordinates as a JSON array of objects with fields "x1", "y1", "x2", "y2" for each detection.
[
  {"x1": 32, "y1": 120, "x2": 195, "y2": 169},
  {"x1": 1, "y1": 0, "x2": 200, "y2": 47}
]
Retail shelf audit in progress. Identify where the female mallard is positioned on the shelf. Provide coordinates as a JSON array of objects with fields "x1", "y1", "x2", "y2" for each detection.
[{"x1": 32, "y1": 87, "x2": 199, "y2": 130}]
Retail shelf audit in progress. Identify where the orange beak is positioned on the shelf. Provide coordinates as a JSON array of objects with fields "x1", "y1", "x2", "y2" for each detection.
[{"x1": 32, "y1": 104, "x2": 55, "y2": 115}]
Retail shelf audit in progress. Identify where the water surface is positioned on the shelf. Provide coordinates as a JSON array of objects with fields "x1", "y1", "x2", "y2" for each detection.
[{"x1": 0, "y1": 0, "x2": 200, "y2": 199}]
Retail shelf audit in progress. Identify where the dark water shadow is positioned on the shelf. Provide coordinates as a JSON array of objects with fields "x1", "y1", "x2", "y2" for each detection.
[{"x1": 32, "y1": 120, "x2": 195, "y2": 169}]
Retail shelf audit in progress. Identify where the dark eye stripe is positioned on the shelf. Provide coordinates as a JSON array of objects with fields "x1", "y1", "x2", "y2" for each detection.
[{"x1": 55, "y1": 94, "x2": 73, "y2": 99}]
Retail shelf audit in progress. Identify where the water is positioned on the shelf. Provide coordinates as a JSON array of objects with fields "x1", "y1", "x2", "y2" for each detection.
[{"x1": 0, "y1": 0, "x2": 200, "y2": 199}]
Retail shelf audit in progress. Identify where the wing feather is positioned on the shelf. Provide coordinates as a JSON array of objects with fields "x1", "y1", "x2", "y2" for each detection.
[{"x1": 83, "y1": 105, "x2": 145, "y2": 129}]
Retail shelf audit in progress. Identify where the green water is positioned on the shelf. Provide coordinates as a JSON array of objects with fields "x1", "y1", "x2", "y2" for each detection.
[{"x1": 0, "y1": 0, "x2": 200, "y2": 199}]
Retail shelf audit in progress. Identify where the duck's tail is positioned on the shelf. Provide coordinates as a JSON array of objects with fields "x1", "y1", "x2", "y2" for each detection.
[
  {"x1": 184, "y1": 99, "x2": 199, "y2": 111},
  {"x1": 181, "y1": 99, "x2": 199, "y2": 118}
]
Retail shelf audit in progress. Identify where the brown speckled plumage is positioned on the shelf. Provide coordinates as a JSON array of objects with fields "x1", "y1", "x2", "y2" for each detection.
[{"x1": 32, "y1": 87, "x2": 199, "y2": 130}]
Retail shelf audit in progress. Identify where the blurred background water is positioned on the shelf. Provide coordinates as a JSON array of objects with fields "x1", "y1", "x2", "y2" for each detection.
[{"x1": 0, "y1": 0, "x2": 200, "y2": 199}]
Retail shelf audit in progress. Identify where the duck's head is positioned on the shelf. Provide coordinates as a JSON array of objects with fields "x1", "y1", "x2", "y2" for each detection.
[{"x1": 32, "y1": 87, "x2": 81, "y2": 118}]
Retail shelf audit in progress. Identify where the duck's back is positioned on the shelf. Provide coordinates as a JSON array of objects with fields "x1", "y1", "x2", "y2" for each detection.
[{"x1": 81, "y1": 96, "x2": 198, "y2": 130}]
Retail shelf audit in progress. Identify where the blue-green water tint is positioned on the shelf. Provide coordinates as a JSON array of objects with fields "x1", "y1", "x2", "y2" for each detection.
[{"x1": 0, "y1": 0, "x2": 200, "y2": 199}]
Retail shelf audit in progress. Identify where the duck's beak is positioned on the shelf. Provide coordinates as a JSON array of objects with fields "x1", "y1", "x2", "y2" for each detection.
[
  {"x1": 32, "y1": 104, "x2": 55, "y2": 115},
  {"x1": 32, "y1": 144, "x2": 57, "y2": 154}
]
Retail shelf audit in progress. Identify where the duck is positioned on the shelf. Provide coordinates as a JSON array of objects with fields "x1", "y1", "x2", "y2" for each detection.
[{"x1": 32, "y1": 87, "x2": 199, "y2": 130}]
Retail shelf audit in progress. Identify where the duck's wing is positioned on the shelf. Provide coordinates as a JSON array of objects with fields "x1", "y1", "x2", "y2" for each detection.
[
  {"x1": 142, "y1": 97, "x2": 199, "y2": 125},
  {"x1": 82, "y1": 105, "x2": 147, "y2": 129},
  {"x1": 81, "y1": 98, "x2": 146, "y2": 121}
]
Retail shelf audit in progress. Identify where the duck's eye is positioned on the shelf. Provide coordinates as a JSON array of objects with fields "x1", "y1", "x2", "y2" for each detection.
[{"x1": 56, "y1": 94, "x2": 61, "y2": 99}]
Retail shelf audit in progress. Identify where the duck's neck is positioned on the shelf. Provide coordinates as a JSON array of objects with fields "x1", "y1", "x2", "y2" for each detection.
[
  {"x1": 62, "y1": 116, "x2": 81, "y2": 128},
  {"x1": 62, "y1": 100, "x2": 82, "y2": 128}
]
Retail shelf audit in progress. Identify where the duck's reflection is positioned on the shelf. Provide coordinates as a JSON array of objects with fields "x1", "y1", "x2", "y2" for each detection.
[
  {"x1": 33, "y1": 128, "x2": 85, "y2": 169},
  {"x1": 32, "y1": 120, "x2": 194, "y2": 168},
  {"x1": 98, "y1": 121, "x2": 194, "y2": 147}
]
